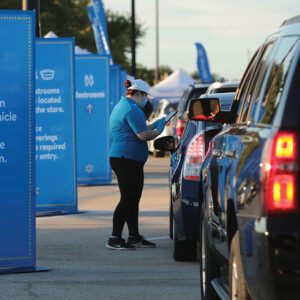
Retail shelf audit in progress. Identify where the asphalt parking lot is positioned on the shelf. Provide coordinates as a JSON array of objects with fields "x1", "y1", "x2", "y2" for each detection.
[{"x1": 0, "y1": 157, "x2": 200, "y2": 300}]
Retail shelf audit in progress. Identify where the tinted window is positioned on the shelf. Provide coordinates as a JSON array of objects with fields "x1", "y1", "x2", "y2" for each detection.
[
  {"x1": 210, "y1": 87, "x2": 237, "y2": 94},
  {"x1": 177, "y1": 88, "x2": 191, "y2": 112},
  {"x1": 239, "y1": 42, "x2": 275, "y2": 123},
  {"x1": 190, "y1": 87, "x2": 208, "y2": 99},
  {"x1": 256, "y1": 37, "x2": 300, "y2": 124},
  {"x1": 164, "y1": 103, "x2": 178, "y2": 114}
]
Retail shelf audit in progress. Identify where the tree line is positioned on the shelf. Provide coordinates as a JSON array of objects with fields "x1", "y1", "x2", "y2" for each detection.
[{"x1": 0, "y1": 0, "x2": 187, "y2": 84}]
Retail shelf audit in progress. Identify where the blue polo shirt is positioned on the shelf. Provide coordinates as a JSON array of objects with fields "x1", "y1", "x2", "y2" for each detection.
[{"x1": 110, "y1": 96, "x2": 148, "y2": 162}]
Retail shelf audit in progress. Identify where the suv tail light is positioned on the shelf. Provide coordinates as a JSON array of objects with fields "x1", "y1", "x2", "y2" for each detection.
[
  {"x1": 261, "y1": 132, "x2": 297, "y2": 213},
  {"x1": 176, "y1": 119, "x2": 187, "y2": 137},
  {"x1": 183, "y1": 132, "x2": 205, "y2": 181}
]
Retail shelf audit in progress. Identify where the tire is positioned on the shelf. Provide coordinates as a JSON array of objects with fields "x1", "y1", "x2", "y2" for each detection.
[
  {"x1": 169, "y1": 201, "x2": 174, "y2": 240},
  {"x1": 229, "y1": 232, "x2": 250, "y2": 300},
  {"x1": 173, "y1": 221, "x2": 197, "y2": 261},
  {"x1": 200, "y1": 206, "x2": 219, "y2": 300}
]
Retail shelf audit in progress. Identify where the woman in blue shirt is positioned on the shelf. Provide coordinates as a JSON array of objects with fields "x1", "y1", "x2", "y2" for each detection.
[{"x1": 107, "y1": 79, "x2": 165, "y2": 250}]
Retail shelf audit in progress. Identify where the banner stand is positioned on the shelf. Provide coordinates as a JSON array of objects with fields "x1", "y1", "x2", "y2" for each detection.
[
  {"x1": 0, "y1": 266, "x2": 50, "y2": 275},
  {"x1": 36, "y1": 210, "x2": 86, "y2": 217}
]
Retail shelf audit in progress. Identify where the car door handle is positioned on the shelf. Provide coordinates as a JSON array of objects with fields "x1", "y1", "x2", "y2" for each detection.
[{"x1": 224, "y1": 150, "x2": 236, "y2": 158}]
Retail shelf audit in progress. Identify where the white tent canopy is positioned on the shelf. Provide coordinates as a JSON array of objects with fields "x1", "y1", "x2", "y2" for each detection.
[
  {"x1": 44, "y1": 31, "x2": 58, "y2": 38},
  {"x1": 150, "y1": 69, "x2": 194, "y2": 98},
  {"x1": 74, "y1": 45, "x2": 92, "y2": 55}
]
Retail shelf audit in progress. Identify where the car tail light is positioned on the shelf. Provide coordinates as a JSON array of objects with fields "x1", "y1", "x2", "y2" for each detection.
[
  {"x1": 183, "y1": 132, "x2": 205, "y2": 181},
  {"x1": 261, "y1": 132, "x2": 297, "y2": 213},
  {"x1": 176, "y1": 119, "x2": 187, "y2": 137}
]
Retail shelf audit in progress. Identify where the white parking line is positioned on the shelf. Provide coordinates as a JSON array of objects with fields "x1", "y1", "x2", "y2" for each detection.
[{"x1": 147, "y1": 236, "x2": 169, "y2": 241}]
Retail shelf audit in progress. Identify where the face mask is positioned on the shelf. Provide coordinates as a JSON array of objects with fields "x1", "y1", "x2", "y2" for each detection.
[{"x1": 140, "y1": 97, "x2": 148, "y2": 107}]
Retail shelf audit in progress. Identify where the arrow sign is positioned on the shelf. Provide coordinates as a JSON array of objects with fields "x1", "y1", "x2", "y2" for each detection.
[{"x1": 86, "y1": 104, "x2": 94, "y2": 114}]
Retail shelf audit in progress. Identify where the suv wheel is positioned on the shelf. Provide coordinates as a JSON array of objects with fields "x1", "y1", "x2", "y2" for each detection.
[
  {"x1": 169, "y1": 201, "x2": 173, "y2": 239},
  {"x1": 229, "y1": 232, "x2": 250, "y2": 300},
  {"x1": 200, "y1": 206, "x2": 219, "y2": 299}
]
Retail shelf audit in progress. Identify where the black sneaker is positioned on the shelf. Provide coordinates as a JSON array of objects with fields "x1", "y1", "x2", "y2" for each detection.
[
  {"x1": 127, "y1": 235, "x2": 156, "y2": 248},
  {"x1": 106, "y1": 237, "x2": 136, "y2": 250}
]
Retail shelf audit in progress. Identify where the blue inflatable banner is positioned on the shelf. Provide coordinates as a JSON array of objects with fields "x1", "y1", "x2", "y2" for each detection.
[
  {"x1": 92, "y1": 0, "x2": 108, "y2": 40},
  {"x1": 90, "y1": 0, "x2": 111, "y2": 57},
  {"x1": 35, "y1": 38, "x2": 77, "y2": 214},
  {"x1": 195, "y1": 42, "x2": 213, "y2": 84},
  {"x1": 0, "y1": 10, "x2": 36, "y2": 270},
  {"x1": 75, "y1": 55, "x2": 111, "y2": 185},
  {"x1": 109, "y1": 64, "x2": 121, "y2": 112},
  {"x1": 86, "y1": 5, "x2": 105, "y2": 55}
]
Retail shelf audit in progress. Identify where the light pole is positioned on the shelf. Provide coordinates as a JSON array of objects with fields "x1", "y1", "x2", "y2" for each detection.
[
  {"x1": 155, "y1": 0, "x2": 159, "y2": 83},
  {"x1": 22, "y1": 0, "x2": 41, "y2": 37},
  {"x1": 131, "y1": 0, "x2": 136, "y2": 77}
]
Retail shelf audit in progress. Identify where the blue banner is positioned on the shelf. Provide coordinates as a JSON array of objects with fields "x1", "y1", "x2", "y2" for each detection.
[
  {"x1": 75, "y1": 55, "x2": 111, "y2": 184},
  {"x1": 89, "y1": 1, "x2": 111, "y2": 57},
  {"x1": 109, "y1": 64, "x2": 121, "y2": 112},
  {"x1": 195, "y1": 42, "x2": 213, "y2": 84},
  {"x1": 86, "y1": 5, "x2": 105, "y2": 55},
  {"x1": 0, "y1": 10, "x2": 36, "y2": 269},
  {"x1": 35, "y1": 38, "x2": 77, "y2": 214},
  {"x1": 92, "y1": 0, "x2": 108, "y2": 39}
]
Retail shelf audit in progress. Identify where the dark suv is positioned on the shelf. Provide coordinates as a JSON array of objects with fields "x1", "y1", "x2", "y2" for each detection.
[
  {"x1": 197, "y1": 16, "x2": 300, "y2": 299},
  {"x1": 169, "y1": 93, "x2": 235, "y2": 262}
]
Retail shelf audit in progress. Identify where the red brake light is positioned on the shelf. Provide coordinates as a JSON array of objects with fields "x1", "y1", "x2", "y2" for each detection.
[
  {"x1": 176, "y1": 119, "x2": 187, "y2": 137},
  {"x1": 275, "y1": 133, "x2": 296, "y2": 159},
  {"x1": 262, "y1": 132, "x2": 297, "y2": 213},
  {"x1": 183, "y1": 133, "x2": 205, "y2": 181}
]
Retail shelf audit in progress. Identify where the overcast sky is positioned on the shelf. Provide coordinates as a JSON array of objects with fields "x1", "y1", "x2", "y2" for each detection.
[{"x1": 102, "y1": 0, "x2": 300, "y2": 80}]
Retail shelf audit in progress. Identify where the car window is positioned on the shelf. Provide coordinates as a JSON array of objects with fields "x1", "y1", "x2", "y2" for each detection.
[
  {"x1": 227, "y1": 49, "x2": 260, "y2": 124},
  {"x1": 177, "y1": 88, "x2": 190, "y2": 112},
  {"x1": 210, "y1": 87, "x2": 237, "y2": 94},
  {"x1": 164, "y1": 103, "x2": 178, "y2": 114},
  {"x1": 190, "y1": 87, "x2": 208, "y2": 99},
  {"x1": 256, "y1": 37, "x2": 300, "y2": 125},
  {"x1": 238, "y1": 42, "x2": 275, "y2": 123}
]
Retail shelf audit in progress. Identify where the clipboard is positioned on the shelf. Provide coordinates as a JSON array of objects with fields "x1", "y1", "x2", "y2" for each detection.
[{"x1": 164, "y1": 110, "x2": 178, "y2": 123}]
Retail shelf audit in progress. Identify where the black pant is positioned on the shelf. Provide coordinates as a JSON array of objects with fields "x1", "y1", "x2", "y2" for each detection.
[{"x1": 110, "y1": 157, "x2": 144, "y2": 237}]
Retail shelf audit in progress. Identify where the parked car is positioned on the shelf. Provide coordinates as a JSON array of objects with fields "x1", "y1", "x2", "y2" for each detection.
[
  {"x1": 206, "y1": 80, "x2": 239, "y2": 95},
  {"x1": 156, "y1": 92, "x2": 235, "y2": 261},
  {"x1": 197, "y1": 15, "x2": 300, "y2": 299},
  {"x1": 172, "y1": 83, "x2": 210, "y2": 147},
  {"x1": 148, "y1": 98, "x2": 179, "y2": 157}
]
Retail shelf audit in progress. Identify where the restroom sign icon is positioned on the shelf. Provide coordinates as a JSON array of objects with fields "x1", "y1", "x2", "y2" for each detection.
[{"x1": 84, "y1": 74, "x2": 94, "y2": 87}]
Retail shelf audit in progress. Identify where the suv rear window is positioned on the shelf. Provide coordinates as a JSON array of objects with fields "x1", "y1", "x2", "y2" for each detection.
[
  {"x1": 177, "y1": 87, "x2": 207, "y2": 112},
  {"x1": 210, "y1": 87, "x2": 237, "y2": 94},
  {"x1": 164, "y1": 103, "x2": 178, "y2": 115}
]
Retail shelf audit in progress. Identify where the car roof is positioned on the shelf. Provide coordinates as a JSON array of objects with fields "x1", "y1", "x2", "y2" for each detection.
[
  {"x1": 207, "y1": 81, "x2": 239, "y2": 89},
  {"x1": 192, "y1": 82, "x2": 211, "y2": 89},
  {"x1": 280, "y1": 15, "x2": 300, "y2": 28},
  {"x1": 265, "y1": 15, "x2": 300, "y2": 41}
]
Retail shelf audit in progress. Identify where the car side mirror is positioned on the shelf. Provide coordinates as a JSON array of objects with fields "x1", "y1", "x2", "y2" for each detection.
[
  {"x1": 154, "y1": 136, "x2": 175, "y2": 153},
  {"x1": 188, "y1": 97, "x2": 222, "y2": 123}
]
